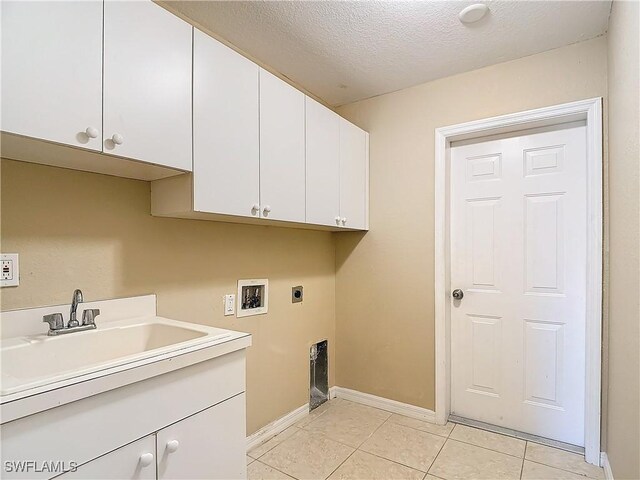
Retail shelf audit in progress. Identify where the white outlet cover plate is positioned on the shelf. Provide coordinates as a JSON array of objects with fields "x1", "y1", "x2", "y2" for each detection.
[
  {"x1": 1, "y1": 253, "x2": 20, "y2": 287},
  {"x1": 224, "y1": 294, "x2": 236, "y2": 316}
]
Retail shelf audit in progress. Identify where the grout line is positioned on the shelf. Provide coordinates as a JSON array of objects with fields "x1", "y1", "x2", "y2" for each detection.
[
  {"x1": 425, "y1": 430, "x2": 449, "y2": 476},
  {"x1": 385, "y1": 416, "x2": 453, "y2": 439},
  {"x1": 519, "y1": 441, "x2": 526, "y2": 479},
  {"x1": 523, "y1": 459, "x2": 604, "y2": 480},
  {"x1": 251, "y1": 459, "x2": 297, "y2": 480}
]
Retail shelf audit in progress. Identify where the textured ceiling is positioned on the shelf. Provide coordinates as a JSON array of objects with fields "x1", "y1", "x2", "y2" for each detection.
[{"x1": 162, "y1": 1, "x2": 611, "y2": 106}]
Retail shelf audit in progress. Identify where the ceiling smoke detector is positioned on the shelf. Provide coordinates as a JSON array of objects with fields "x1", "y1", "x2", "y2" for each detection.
[{"x1": 458, "y1": 4, "x2": 489, "y2": 24}]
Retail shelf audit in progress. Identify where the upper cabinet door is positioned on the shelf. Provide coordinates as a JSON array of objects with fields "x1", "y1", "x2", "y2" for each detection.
[
  {"x1": 339, "y1": 119, "x2": 369, "y2": 230},
  {"x1": 259, "y1": 69, "x2": 306, "y2": 223},
  {"x1": 305, "y1": 97, "x2": 340, "y2": 227},
  {"x1": 103, "y1": 0, "x2": 192, "y2": 171},
  {"x1": 0, "y1": 1, "x2": 102, "y2": 151},
  {"x1": 193, "y1": 29, "x2": 260, "y2": 218}
]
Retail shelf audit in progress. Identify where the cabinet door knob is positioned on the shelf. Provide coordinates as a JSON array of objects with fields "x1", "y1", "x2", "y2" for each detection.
[
  {"x1": 335, "y1": 216, "x2": 341, "y2": 225},
  {"x1": 85, "y1": 127, "x2": 99, "y2": 138},
  {"x1": 263, "y1": 205, "x2": 271, "y2": 214},
  {"x1": 139, "y1": 453, "x2": 154, "y2": 467},
  {"x1": 251, "y1": 203, "x2": 260, "y2": 214},
  {"x1": 111, "y1": 133, "x2": 124, "y2": 145},
  {"x1": 341, "y1": 217, "x2": 347, "y2": 225},
  {"x1": 166, "y1": 440, "x2": 180, "y2": 453}
]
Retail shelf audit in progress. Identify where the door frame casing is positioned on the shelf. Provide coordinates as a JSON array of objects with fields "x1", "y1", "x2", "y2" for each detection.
[{"x1": 434, "y1": 98, "x2": 603, "y2": 465}]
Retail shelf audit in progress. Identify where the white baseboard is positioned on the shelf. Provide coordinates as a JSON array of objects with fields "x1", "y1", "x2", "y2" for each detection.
[
  {"x1": 246, "y1": 386, "x2": 435, "y2": 452},
  {"x1": 246, "y1": 403, "x2": 309, "y2": 452},
  {"x1": 601, "y1": 452, "x2": 614, "y2": 480},
  {"x1": 332, "y1": 386, "x2": 436, "y2": 423}
]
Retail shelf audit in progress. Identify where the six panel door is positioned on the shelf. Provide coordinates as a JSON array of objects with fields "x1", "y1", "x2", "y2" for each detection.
[
  {"x1": 306, "y1": 97, "x2": 341, "y2": 227},
  {"x1": 450, "y1": 122, "x2": 587, "y2": 446},
  {"x1": 259, "y1": 69, "x2": 306, "y2": 222},
  {"x1": 0, "y1": 0, "x2": 103, "y2": 151},
  {"x1": 103, "y1": 0, "x2": 192, "y2": 170},
  {"x1": 193, "y1": 29, "x2": 260, "y2": 218},
  {"x1": 157, "y1": 394, "x2": 246, "y2": 480}
]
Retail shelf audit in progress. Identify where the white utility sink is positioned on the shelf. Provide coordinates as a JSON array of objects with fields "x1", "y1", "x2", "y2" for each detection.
[{"x1": 0, "y1": 316, "x2": 234, "y2": 397}]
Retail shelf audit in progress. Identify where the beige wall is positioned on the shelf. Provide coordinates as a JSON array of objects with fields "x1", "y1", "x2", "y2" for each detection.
[
  {"x1": 605, "y1": 1, "x2": 640, "y2": 478},
  {"x1": 335, "y1": 37, "x2": 608, "y2": 410},
  {"x1": 0, "y1": 159, "x2": 336, "y2": 435}
]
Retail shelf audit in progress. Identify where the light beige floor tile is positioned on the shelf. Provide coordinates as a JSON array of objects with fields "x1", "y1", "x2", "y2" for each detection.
[
  {"x1": 247, "y1": 455, "x2": 255, "y2": 465},
  {"x1": 303, "y1": 400, "x2": 390, "y2": 447},
  {"x1": 248, "y1": 461, "x2": 296, "y2": 480},
  {"x1": 522, "y1": 460, "x2": 592, "y2": 480},
  {"x1": 296, "y1": 399, "x2": 343, "y2": 428},
  {"x1": 428, "y1": 439, "x2": 523, "y2": 480},
  {"x1": 360, "y1": 421, "x2": 445, "y2": 472},
  {"x1": 260, "y1": 429, "x2": 355, "y2": 480},
  {"x1": 388, "y1": 414, "x2": 455, "y2": 438},
  {"x1": 525, "y1": 443, "x2": 604, "y2": 479},
  {"x1": 449, "y1": 424, "x2": 526, "y2": 457},
  {"x1": 327, "y1": 450, "x2": 425, "y2": 480},
  {"x1": 249, "y1": 426, "x2": 301, "y2": 459}
]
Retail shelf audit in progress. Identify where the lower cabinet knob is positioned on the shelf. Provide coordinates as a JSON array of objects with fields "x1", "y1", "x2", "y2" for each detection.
[
  {"x1": 139, "y1": 453, "x2": 154, "y2": 467},
  {"x1": 166, "y1": 440, "x2": 180, "y2": 453},
  {"x1": 85, "y1": 126, "x2": 99, "y2": 138},
  {"x1": 111, "y1": 133, "x2": 124, "y2": 145}
]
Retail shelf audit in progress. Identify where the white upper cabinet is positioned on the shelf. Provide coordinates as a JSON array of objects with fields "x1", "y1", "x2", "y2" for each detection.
[
  {"x1": 103, "y1": 0, "x2": 192, "y2": 171},
  {"x1": 339, "y1": 119, "x2": 369, "y2": 230},
  {"x1": 0, "y1": 1, "x2": 103, "y2": 151},
  {"x1": 259, "y1": 69, "x2": 306, "y2": 223},
  {"x1": 193, "y1": 29, "x2": 260, "y2": 218},
  {"x1": 305, "y1": 97, "x2": 341, "y2": 227}
]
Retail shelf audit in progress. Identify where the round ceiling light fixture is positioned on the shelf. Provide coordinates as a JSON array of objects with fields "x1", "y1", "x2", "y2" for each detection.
[{"x1": 458, "y1": 3, "x2": 489, "y2": 24}]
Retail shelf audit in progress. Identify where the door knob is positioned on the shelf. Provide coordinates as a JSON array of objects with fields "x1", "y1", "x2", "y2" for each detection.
[
  {"x1": 166, "y1": 440, "x2": 180, "y2": 453},
  {"x1": 251, "y1": 204, "x2": 260, "y2": 215},
  {"x1": 341, "y1": 217, "x2": 347, "y2": 225},
  {"x1": 335, "y1": 216, "x2": 341, "y2": 225},
  {"x1": 139, "y1": 453, "x2": 154, "y2": 467},
  {"x1": 263, "y1": 205, "x2": 271, "y2": 214},
  {"x1": 85, "y1": 127, "x2": 99, "y2": 138},
  {"x1": 452, "y1": 289, "x2": 464, "y2": 300},
  {"x1": 111, "y1": 133, "x2": 124, "y2": 145}
]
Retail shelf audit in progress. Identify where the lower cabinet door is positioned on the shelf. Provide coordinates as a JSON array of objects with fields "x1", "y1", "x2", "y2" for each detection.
[
  {"x1": 57, "y1": 435, "x2": 156, "y2": 480},
  {"x1": 157, "y1": 394, "x2": 246, "y2": 480}
]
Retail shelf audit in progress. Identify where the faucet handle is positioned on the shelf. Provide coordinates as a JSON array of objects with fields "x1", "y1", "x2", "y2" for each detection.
[
  {"x1": 43, "y1": 313, "x2": 64, "y2": 331},
  {"x1": 82, "y1": 308, "x2": 100, "y2": 326}
]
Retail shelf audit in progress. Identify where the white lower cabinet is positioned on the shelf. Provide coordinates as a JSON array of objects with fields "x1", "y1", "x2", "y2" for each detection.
[
  {"x1": 57, "y1": 436, "x2": 156, "y2": 480},
  {"x1": 157, "y1": 394, "x2": 246, "y2": 480},
  {"x1": 59, "y1": 394, "x2": 246, "y2": 480}
]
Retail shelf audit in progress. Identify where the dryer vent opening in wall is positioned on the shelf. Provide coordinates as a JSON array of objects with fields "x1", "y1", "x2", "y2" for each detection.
[{"x1": 310, "y1": 340, "x2": 329, "y2": 411}]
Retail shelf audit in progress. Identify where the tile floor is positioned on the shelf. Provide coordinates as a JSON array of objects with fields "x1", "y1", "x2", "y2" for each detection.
[{"x1": 247, "y1": 398, "x2": 605, "y2": 480}]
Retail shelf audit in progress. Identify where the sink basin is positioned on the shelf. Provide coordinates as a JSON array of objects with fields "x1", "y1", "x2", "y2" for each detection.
[{"x1": 1, "y1": 317, "x2": 234, "y2": 397}]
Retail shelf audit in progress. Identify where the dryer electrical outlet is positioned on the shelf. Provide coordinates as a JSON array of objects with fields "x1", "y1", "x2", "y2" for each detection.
[{"x1": 1, "y1": 254, "x2": 19, "y2": 287}]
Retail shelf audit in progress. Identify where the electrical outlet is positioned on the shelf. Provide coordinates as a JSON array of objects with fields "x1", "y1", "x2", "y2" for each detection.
[
  {"x1": 1, "y1": 253, "x2": 19, "y2": 287},
  {"x1": 292, "y1": 286, "x2": 303, "y2": 303},
  {"x1": 224, "y1": 294, "x2": 236, "y2": 316}
]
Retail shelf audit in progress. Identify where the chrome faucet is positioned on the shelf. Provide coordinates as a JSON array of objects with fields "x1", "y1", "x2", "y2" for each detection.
[
  {"x1": 68, "y1": 289, "x2": 83, "y2": 327},
  {"x1": 43, "y1": 289, "x2": 99, "y2": 336}
]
